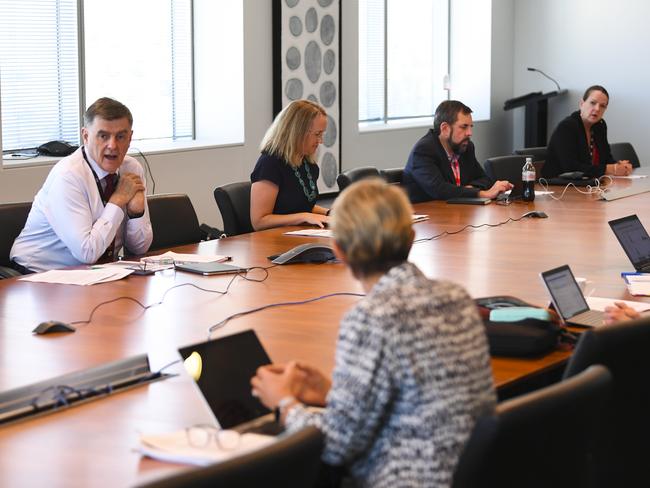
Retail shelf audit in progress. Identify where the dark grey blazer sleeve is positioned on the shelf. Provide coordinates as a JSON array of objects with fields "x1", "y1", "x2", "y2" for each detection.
[{"x1": 409, "y1": 150, "x2": 480, "y2": 201}]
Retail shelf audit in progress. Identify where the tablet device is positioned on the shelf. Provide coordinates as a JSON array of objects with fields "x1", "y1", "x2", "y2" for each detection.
[
  {"x1": 178, "y1": 330, "x2": 282, "y2": 434},
  {"x1": 174, "y1": 262, "x2": 247, "y2": 275},
  {"x1": 446, "y1": 197, "x2": 492, "y2": 205}
]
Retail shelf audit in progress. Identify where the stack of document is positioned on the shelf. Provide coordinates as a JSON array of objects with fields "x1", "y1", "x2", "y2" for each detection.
[
  {"x1": 622, "y1": 273, "x2": 650, "y2": 296},
  {"x1": 20, "y1": 268, "x2": 133, "y2": 286},
  {"x1": 285, "y1": 215, "x2": 429, "y2": 238},
  {"x1": 145, "y1": 251, "x2": 231, "y2": 264},
  {"x1": 137, "y1": 429, "x2": 274, "y2": 466},
  {"x1": 284, "y1": 228, "x2": 333, "y2": 238}
]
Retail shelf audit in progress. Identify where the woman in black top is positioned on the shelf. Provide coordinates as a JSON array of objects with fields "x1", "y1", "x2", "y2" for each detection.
[
  {"x1": 250, "y1": 100, "x2": 330, "y2": 230},
  {"x1": 543, "y1": 85, "x2": 633, "y2": 178}
]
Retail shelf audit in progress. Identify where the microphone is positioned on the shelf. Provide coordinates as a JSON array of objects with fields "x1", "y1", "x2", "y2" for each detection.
[{"x1": 527, "y1": 67, "x2": 561, "y2": 92}]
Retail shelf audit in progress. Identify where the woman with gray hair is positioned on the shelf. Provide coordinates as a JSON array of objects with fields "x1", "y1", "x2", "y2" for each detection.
[
  {"x1": 250, "y1": 99, "x2": 330, "y2": 230},
  {"x1": 251, "y1": 179, "x2": 495, "y2": 487}
]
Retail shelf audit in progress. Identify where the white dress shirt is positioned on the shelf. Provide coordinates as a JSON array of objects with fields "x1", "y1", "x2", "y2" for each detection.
[{"x1": 10, "y1": 147, "x2": 153, "y2": 272}]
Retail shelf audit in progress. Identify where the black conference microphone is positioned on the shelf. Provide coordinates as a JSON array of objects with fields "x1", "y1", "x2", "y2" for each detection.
[{"x1": 527, "y1": 67, "x2": 561, "y2": 92}]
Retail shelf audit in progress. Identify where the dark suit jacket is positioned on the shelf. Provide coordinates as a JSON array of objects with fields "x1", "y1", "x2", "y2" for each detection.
[
  {"x1": 543, "y1": 111, "x2": 614, "y2": 178},
  {"x1": 403, "y1": 129, "x2": 492, "y2": 202}
]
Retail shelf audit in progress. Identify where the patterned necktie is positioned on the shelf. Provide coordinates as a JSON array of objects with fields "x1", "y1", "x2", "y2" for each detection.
[
  {"x1": 103, "y1": 174, "x2": 116, "y2": 201},
  {"x1": 450, "y1": 155, "x2": 461, "y2": 186},
  {"x1": 99, "y1": 174, "x2": 117, "y2": 262}
]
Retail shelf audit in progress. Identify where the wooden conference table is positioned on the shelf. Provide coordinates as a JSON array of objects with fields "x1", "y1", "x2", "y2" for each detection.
[{"x1": 1, "y1": 176, "x2": 650, "y2": 487}]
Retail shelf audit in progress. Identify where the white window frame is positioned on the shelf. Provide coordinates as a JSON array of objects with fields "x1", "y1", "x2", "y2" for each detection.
[{"x1": 358, "y1": 0, "x2": 491, "y2": 132}]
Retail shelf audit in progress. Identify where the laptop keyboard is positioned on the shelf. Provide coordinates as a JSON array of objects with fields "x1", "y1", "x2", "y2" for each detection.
[{"x1": 572, "y1": 309, "x2": 604, "y2": 327}]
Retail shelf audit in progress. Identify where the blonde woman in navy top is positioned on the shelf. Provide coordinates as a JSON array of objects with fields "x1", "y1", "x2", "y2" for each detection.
[{"x1": 250, "y1": 99, "x2": 330, "y2": 230}]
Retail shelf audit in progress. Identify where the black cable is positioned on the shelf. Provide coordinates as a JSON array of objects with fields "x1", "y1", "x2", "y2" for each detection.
[
  {"x1": 69, "y1": 266, "x2": 271, "y2": 326},
  {"x1": 413, "y1": 212, "x2": 542, "y2": 243},
  {"x1": 206, "y1": 291, "x2": 366, "y2": 337},
  {"x1": 131, "y1": 147, "x2": 156, "y2": 194}
]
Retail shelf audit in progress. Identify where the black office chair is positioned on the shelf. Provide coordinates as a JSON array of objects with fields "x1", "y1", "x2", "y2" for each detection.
[
  {"x1": 483, "y1": 155, "x2": 528, "y2": 185},
  {"x1": 514, "y1": 146, "x2": 547, "y2": 162},
  {"x1": 453, "y1": 365, "x2": 612, "y2": 488},
  {"x1": 0, "y1": 201, "x2": 32, "y2": 278},
  {"x1": 147, "y1": 194, "x2": 209, "y2": 251},
  {"x1": 138, "y1": 426, "x2": 324, "y2": 488},
  {"x1": 213, "y1": 181, "x2": 254, "y2": 237},
  {"x1": 610, "y1": 142, "x2": 641, "y2": 168},
  {"x1": 336, "y1": 166, "x2": 382, "y2": 192},
  {"x1": 562, "y1": 316, "x2": 650, "y2": 487},
  {"x1": 380, "y1": 167, "x2": 404, "y2": 185}
]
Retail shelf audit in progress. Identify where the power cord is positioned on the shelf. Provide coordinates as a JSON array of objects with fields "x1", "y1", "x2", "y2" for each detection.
[
  {"x1": 206, "y1": 291, "x2": 366, "y2": 338},
  {"x1": 537, "y1": 175, "x2": 612, "y2": 200},
  {"x1": 131, "y1": 147, "x2": 156, "y2": 194},
  {"x1": 69, "y1": 266, "x2": 273, "y2": 327},
  {"x1": 413, "y1": 211, "x2": 546, "y2": 243}
]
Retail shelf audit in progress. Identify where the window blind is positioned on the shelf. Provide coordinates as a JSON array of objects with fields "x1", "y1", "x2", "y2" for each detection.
[{"x1": 0, "y1": 0, "x2": 79, "y2": 151}]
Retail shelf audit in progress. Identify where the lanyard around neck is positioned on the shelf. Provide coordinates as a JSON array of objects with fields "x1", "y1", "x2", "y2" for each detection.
[{"x1": 82, "y1": 147, "x2": 115, "y2": 206}]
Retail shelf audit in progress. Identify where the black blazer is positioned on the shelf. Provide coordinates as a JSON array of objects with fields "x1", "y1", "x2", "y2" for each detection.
[
  {"x1": 543, "y1": 111, "x2": 614, "y2": 178},
  {"x1": 403, "y1": 129, "x2": 492, "y2": 202}
]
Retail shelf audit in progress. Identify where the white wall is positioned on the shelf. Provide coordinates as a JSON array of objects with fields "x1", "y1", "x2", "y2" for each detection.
[
  {"x1": 513, "y1": 0, "x2": 650, "y2": 160},
  {"x1": 0, "y1": 0, "x2": 517, "y2": 228}
]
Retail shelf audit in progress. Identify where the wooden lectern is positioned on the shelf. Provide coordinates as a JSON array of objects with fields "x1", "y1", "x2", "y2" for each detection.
[{"x1": 504, "y1": 90, "x2": 567, "y2": 147}]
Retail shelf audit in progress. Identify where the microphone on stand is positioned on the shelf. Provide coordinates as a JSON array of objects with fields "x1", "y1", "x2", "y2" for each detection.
[{"x1": 527, "y1": 67, "x2": 561, "y2": 92}]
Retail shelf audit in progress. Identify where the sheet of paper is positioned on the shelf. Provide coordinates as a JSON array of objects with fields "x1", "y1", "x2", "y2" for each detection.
[
  {"x1": 626, "y1": 283, "x2": 650, "y2": 297},
  {"x1": 138, "y1": 429, "x2": 274, "y2": 466},
  {"x1": 611, "y1": 174, "x2": 648, "y2": 179},
  {"x1": 284, "y1": 228, "x2": 333, "y2": 238},
  {"x1": 145, "y1": 251, "x2": 230, "y2": 264},
  {"x1": 586, "y1": 296, "x2": 650, "y2": 312},
  {"x1": 19, "y1": 268, "x2": 133, "y2": 286}
]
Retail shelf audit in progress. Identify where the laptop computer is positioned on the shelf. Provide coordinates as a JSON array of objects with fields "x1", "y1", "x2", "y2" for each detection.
[
  {"x1": 174, "y1": 261, "x2": 247, "y2": 276},
  {"x1": 495, "y1": 182, "x2": 523, "y2": 203},
  {"x1": 178, "y1": 330, "x2": 283, "y2": 435},
  {"x1": 608, "y1": 215, "x2": 650, "y2": 272},
  {"x1": 539, "y1": 265, "x2": 604, "y2": 327}
]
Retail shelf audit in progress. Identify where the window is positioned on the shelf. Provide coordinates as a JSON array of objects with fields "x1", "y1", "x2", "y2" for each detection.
[
  {"x1": 0, "y1": 0, "x2": 79, "y2": 152},
  {"x1": 0, "y1": 0, "x2": 244, "y2": 154},
  {"x1": 359, "y1": 0, "x2": 491, "y2": 127}
]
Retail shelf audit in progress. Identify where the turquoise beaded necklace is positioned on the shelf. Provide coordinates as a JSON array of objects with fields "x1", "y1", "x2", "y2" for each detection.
[{"x1": 293, "y1": 161, "x2": 317, "y2": 202}]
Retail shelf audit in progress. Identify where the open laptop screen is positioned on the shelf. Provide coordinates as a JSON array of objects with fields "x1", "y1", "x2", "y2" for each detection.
[
  {"x1": 540, "y1": 265, "x2": 590, "y2": 320},
  {"x1": 609, "y1": 215, "x2": 650, "y2": 270},
  {"x1": 178, "y1": 330, "x2": 271, "y2": 429}
]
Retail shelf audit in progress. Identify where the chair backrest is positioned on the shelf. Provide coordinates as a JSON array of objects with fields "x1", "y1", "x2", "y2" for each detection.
[
  {"x1": 0, "y1": 201, "x2": 32, "y2": 273},
  {"x1": 213, "y1": 181, "x2": 253, "y2": 237},
  {"x1": 610, "y1": 142, "x2": 640, "y2": 168},
  {"x1": 336, "y1": 166, "x2": 382, "y2": 192},
  {"x1": 138, "y1": 426, "x2": 324, "y2": 488},
  {"x1": 483, "y1": 155, "x2": 527, "y2": 184},
  {"x1": 514, "y1": 146, "x2": 547, "y2": 162},
  {"x1": 453, "y1": 365, "x2": 612, "y2": 488},
  {"x1": 563, "y1": 316, "x2": 650, "y2": 487},
  {"x1": 147, "y1": 194, "x2": 204, "y2": 251},
  {"x1": 380, "y1": 167, "x2": 404, "y2": 185}
]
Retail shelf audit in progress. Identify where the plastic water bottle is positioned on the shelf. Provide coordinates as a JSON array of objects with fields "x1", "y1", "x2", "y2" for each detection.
[{"x1": 522, "y1": 157, "x2": 535, "y2": 202}]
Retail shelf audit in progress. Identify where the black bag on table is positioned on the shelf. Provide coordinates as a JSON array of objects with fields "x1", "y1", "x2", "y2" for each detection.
[{"x1": 475, "y1": 296, "x2": 563, "y2": 357}]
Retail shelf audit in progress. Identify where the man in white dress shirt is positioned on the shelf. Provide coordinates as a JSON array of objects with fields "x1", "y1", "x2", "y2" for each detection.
[{"x1": 10, "y1": 97, "x2": 153, "y2": 273}]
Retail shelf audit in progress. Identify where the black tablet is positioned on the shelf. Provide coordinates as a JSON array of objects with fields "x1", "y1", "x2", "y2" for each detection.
[{"x1": 174, "y1": 262, "x2": 247, "y2": 275}]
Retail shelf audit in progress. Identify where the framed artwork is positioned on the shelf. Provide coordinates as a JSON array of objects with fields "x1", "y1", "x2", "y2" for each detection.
[{"x1": 273, "y1": 0, "x2": 340, "y2": 194}]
